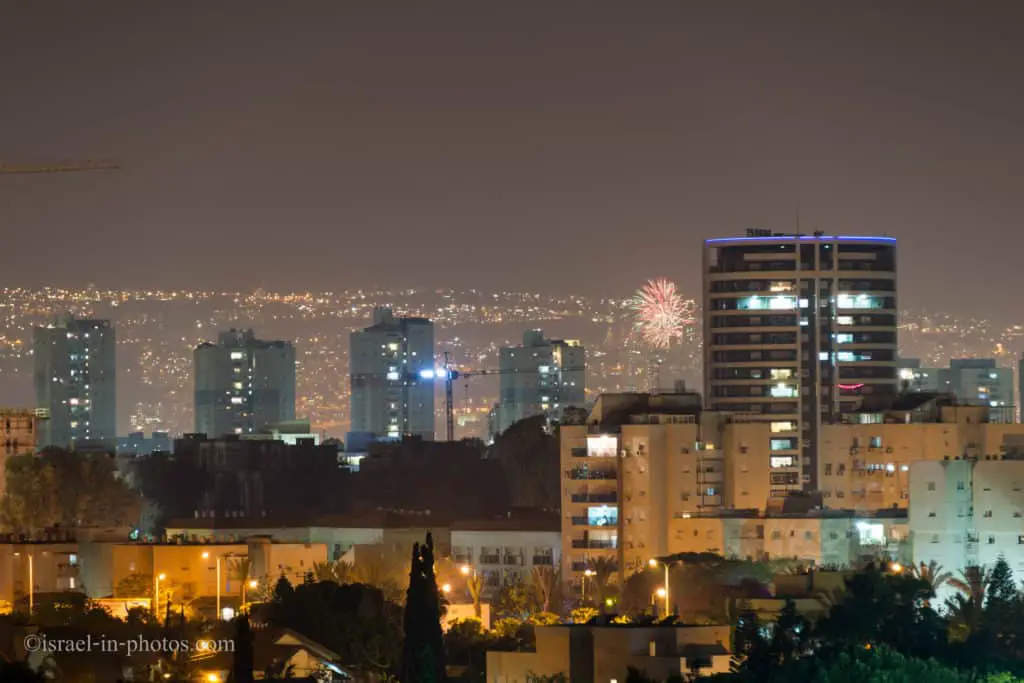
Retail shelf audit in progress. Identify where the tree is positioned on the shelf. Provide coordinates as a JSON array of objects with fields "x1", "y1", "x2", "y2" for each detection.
[
  {"x1": 587, "y1": 557, "x2": 617, "y2": 612},
  {"x1": 913, "y1": 560, "x2": 953, "y2": 595},
  {"x1": 1, "y1": 450, "x2": 141, "y2": 533},
  {"x1": 529, "y1": 565, "x2": 561, "y2": 615},
  {"x1": 495, "y1": 576, "x2": 534, "y2": 620},
  {"x1": 115, "y1": 572, "x2": 153, "y2": 598},
  {"x1": 0, "y1": 661, "x2": 44, "y2": 683},
  {"x1": 401, "y1": 533, "x2": 447, "y2": 683},
  {"x1": 816, "y1": 567, "x2": 947, "y2": 661},
  {"x1": 270, "y1": 580, "x2": 402, "y2": 677},
  {"x1": 231, "y1": 613, "x2": 255, "y2": 683},
  {"x1": 489, "y1": 416, "x2": 559, "y2": 509},
  {"x1": 949, "y1": 565, "x2": 989, "y2": 603}
]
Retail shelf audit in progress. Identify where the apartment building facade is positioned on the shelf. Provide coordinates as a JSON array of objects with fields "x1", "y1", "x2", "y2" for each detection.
[
  {"x1": 559, "y1": 393, "x2": 772, "y2": 591},
  {"x1": 910, "y1": 457, "x2": 1024, "y2": 604}
]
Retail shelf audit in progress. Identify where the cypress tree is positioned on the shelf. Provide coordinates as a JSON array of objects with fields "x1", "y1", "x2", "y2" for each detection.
[
  {"x1": 230, "y1": 613, "x2": 255, "y2": 683},
  {"x1": 402, "y1": 533, "x2": 447, "y2": 683}
]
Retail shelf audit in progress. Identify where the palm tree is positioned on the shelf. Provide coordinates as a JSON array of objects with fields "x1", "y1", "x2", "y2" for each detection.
[
  {"x1": 466, "y1": 572, "x2": 483, "y2": 619},
  {"x1": 948, "y1": 565, "x2": 989, "y2": 602},
  {"x1": 227, "y1": 556, "x2": 256, "y2": 606},
  {"x1": 911, "y1": 560, "x2": 952, "y2": 593},
  {"x1": 530, "y1": 565, "x2": 562, "y2": 614},
  {"x1": 587, "y1": 557, "x2": 617, "y2": 612}
]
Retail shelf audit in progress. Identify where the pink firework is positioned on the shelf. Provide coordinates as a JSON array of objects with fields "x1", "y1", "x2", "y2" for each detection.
[{"x1": 632, "y1": 278, "x2": 690, "y2": 348}]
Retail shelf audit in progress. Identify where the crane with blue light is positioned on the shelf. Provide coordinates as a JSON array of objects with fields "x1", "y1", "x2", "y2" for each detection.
[{"x1": 417, "y1": 353, "x2": 585, "y2": 441}]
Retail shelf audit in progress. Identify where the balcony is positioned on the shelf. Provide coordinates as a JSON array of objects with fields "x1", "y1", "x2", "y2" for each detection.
[
  {"x1": 571, "y1": 540, "x2": 617, "y2": 550},
  {"x1": 569, "y1": 468, "x2": 617, "y2": 480},
  {"x1": 503, "y1": 555, "x2": 524, "y2": 566},
  {"x1": 532, "y1": 555, "x2": 554, "y2": 565},
  {"x1": 479, "y1": 554, "x2": 500, "y2": 565},
  {"x1": 571, "y1": 561, "x2": 619, "y2": 572},
  {"x1": 570, "y1": 447, "x2": 588, "y2": 458},
  {"x1": 571, "y1": 492, "x2": 618, "y2": 504}
]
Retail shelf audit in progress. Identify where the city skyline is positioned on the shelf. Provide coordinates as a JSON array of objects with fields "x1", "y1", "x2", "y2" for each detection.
[{"x1": 3, "y1": 2, "x2": 1024, "y2": 318}]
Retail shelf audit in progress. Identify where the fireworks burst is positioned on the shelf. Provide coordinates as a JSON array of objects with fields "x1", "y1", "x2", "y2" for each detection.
[{"x1": 631, "y1": 278, "x2": 692, "y2": 349}]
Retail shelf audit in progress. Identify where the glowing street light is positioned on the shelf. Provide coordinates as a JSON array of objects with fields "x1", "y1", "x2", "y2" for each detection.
[
  {"x1": 442, "y1": 583, "x2": 452, "y2": 594},
  {"x1": 649, "y1": 558, "x2": 671, "y2": 616},
  {"x1": 890, "y1": 562, "x2": 903, "y2": 574}
]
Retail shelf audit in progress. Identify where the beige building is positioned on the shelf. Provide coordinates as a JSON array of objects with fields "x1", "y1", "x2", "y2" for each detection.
[
  {"x1": 0, "y1": 543, "x2": 79, "y2": 608},
  {"x1": 668, "y1": 511, "x2": 908, "y2": 568},
  {"x1": 78, "y1": 541, "x2": 327, "y2": 612},
  {"x1": 560, "y1": 393, "x2": 772, "y2": 590},
  {"x1": 819, "y1": 398, "x2": 1024, "y2": 510},
  {"x1": 0, "y1": 409, "x2": 45, "y2": 499},
  {"x1": 487, "y1": 624, "x2": 730, "y2": 682},
  {"x1": 910, "y1": 457, "x2": 1024, "y2": 605}
]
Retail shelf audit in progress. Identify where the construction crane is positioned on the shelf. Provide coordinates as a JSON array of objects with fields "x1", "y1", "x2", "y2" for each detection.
[
  {"x1": 0, "y1": 160, "x2": 120, "y2": 175},
  {"x1": 435, "y1": 353, "x2": 585, "y2": 441}
]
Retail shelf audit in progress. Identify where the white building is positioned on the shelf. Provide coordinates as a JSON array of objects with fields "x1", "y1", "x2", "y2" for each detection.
[
  {"x1": 450, "y1": 519, "x2": 560, "y2": 598},
  {"x1": 909, "y1": 457, "x2": 1024, "y2": 604},
  {"x1": 349, "y1": 307, "x2": 435, "y2": 440}
]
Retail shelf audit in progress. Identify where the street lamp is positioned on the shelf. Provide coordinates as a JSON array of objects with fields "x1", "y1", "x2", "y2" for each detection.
[
  {"x1": 202, "y1": 551, "x2": 223, "y2": 618},
  {"x1": 442, "y1": 583, "x2": 452, "y2": 594},
  {"x1": 13, "y1": 552, "x2": 34, "y2": 616},
  {"x1": 154, "y1": 572, "x2": 167, "y2": 617},
  {"x1": 649, "y1": 558, "x2": 671, "y2": 616},
  {"x1": 582, "y1": 568, "x2": 596, "y2": 603},
  {"x1": 890, "y1": 562, "x2": 903, "y2": 574}
]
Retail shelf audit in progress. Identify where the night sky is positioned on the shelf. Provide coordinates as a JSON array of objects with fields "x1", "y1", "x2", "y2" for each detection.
[{"x1": 2, "y1": 1, "x2": 1023, "y2": 317}]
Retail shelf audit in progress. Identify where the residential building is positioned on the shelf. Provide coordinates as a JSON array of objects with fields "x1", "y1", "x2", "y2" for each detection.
[
  {"x1": 486, "y1": 624, "x2": 731, "y2": 682},
  {"x1": 117, "y1": 431, "x2": 172, "y2": 456},
  {"x1": 819, "y1": 395, "x2": 1024, "y2": 510},
  {"x1": 33, "y1": 317, "x2": 116, "y2": 449},
  {"x1": 703, "y1": 231, "x2": 898, "y2": 494},
  {"x1": 349, "y1": 307, "x2": 435, "y2": 440},
  {"x1": 909, "y1": 457, "x2": 1024, "y2": 605},
  {"x1": 77, "y1": 540, "x2": 327, "y2": 612},
  {"x1": 668, "y1": 510, "x2": 908, "y2": 568},
  {"x1": 0, "y1": 409, "x2": 46, "y2": 499},
  {"x1": 450, "y1": 516, "x2": 561, "y2": 598},
  {"x1": 897, "y1": 358, "x2": 946, "y2": 393},
  {"x1": 194, "y1": 329, "x2": 296, "y2": 437},
  {"x1": 900, "y1": 359, "x2": 1014, "y2": 423},
  {"x1": 0, "y1": 542, "x2": 80, "y2": 607},
  {"x1": 947, "y1": 359, "x2": 1014, "y2": 423},
  {"x1": 490, "y1": 329, "x2": 586, "y2": 437},
  {"x1": 559, "y1": 392, "x2": 773, "y2": 592}
]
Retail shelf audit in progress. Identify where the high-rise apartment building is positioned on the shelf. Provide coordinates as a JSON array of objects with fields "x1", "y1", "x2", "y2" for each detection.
[
  {"x1": 33, "y1": 317, "x2": 116, "y2": 449},
  {"x1": 559, "y1": 392, "x2": 772, "y2": 592},
  {"x1": 900, "y1": 358, "x2": 1014, "y2": 423},
  {"x1": 491, "y1": 329, "x2": 586, "y2": 437},
  {"x1": 194, "y1": 329, "x2": 296, "y2": 437},
  {"x1": 947, "y1": 359, "x2": 1014, "y2": 423},
  {"x1": 349, "y1": 307, "x2": 435, "y2": 440},
  {"x1": 703, "y1": 231, "x2": 898, "y2": 494}
]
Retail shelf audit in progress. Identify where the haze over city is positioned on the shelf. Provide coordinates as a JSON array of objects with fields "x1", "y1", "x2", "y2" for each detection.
[{"x1": 4, "y1": 1, "x2": 1024, "y2": 318}]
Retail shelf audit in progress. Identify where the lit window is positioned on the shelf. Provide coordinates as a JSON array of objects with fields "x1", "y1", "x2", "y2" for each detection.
[
  {"x1": 837, "y1": 316, "x2": 853, "y2": 325},
  {"x1": 386, "y1": 371, "x2": 400, "y2": 381},
  {"x1": 836, "y1": 333, "x2": 854, "y2": 343},
  {"x1": 538, "y1": 365, "x2": 550, "y2": 374},
  {"x1": 387, "y1": 342, "x2": 399, "y2": 351},
  {"x1": 819, "y1": 352, "x2": 830, "y2": 361},
  {"x1": 738, "y1": 295, "x2": 796, "y2": 311},
  {"x1": 770, "y1": 456, "x2": 795, "y2": 468},
  {"x1": 770, "y1": 438, "x2": 796, "y2": 451},
  {"x1": 837, "y1": 293, "x2": 881, "y2": 309},
  {"x1": 230, "y1": 397, "x2": 244, "y2": 405},
  {"x1": 770, "y1": 383, "x2": 798, "y2": 398},
  {"x1": 770, "y1": 369, "x2": 792, "y2": 380},
  {"x1": 770, "y1": 421, "x2": 796, "y2": 433},
  {"x1": 769, "y1": 281, "x2": 794, "y2": 293},
  {"x1": 230, "y1": 351, "x2": 244, "y2": 360}
]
